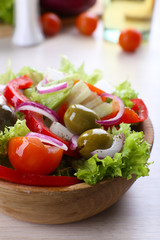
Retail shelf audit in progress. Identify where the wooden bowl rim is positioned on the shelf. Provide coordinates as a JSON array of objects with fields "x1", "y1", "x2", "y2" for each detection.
[{"x1": 0, "y1": 117, "x2": 154, "y2": 193}]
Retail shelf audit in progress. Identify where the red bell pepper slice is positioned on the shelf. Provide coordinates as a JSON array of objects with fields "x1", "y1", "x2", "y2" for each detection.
[
  {"x1": 0, "y1": 165, "x2": 81, "y2": 187},
  {"x1": 3, "y1": 75, "x2": 33, "y2": 107},
  {"x1": 85, "y1": 82, "x2": 105, "y2": 95},
  {"x1": 3, "y1": 76, "x2": 79, "y2": 158}
]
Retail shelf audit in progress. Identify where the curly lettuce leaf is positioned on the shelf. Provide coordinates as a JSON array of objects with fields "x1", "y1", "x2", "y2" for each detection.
[
  {"x1": 121, "y1": 131, "x2": 150, "y2": 179},
  {"x1": 114, "y1": 81, "x2": 138, "y2": 108},
  {"x1": 75, "y1": 124, "x2": 151, "y2": 185},
  {"x1": 75, "y1": 154, "x2": 123, "y2": 185},
  {"x1": 59, "y1": 56, "x2": 102, "y2": 85},
  {"x1": 108, "y1": 123, "x2": 132, "y2": 138},
  {"x1": 0, "y1": 120, "x2": 30, "y2": 159}
]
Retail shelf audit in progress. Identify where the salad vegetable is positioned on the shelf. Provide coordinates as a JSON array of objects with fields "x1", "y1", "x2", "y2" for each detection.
[
  {"x1": 8, "y1": 136, "x2": 64, "y2": 175},
  {"x1": 0, "y1": 57, "x2": 151, "y2": 187},
  {"x1": 0, "y1": 165, "x2": 81, "y2": 187}
]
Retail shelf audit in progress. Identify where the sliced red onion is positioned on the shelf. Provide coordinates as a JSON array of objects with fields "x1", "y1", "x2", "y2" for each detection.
[
  {"x1": 70, "y1": 135, "x2": 79, "y2": 150},
  {"x1": 0, "y1": 84, "x2": 6, "y2": 92},
  {"x1": 26, "y1": 132, "x2": 68, "y2": 151},
  {"x1": 36, "y1": 79, "x2": 68, "y2": 94},
  {"x1": 96, "y1": 93, "x2": 125, "y2": 126},
  {"x1": 50, "y1": 122, "x2": 73, "y2": 141},
  {"x1": 15, "y1": 101, "x2": 58, "y2": 122},
  {"x1": 43, "y1": 77, "x2": 49, "y2": 84},
  {"x1": 91, "y1": 133, "x2": 125, "y2": 159}
]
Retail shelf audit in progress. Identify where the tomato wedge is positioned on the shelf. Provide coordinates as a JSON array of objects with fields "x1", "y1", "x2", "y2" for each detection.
[
  {"x1": 115, "y1": 98, "x2": 148, "y2": 125},
  {"x1": 131, "y1": 98, "x2": 148, "y2": 122}
]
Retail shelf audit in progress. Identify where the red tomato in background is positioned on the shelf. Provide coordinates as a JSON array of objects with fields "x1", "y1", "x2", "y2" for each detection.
[
  {"x1": 119, "y1": 29, "x2": 142, "y2": 52},
  {"x1": 8, "y1": 137, "x2": 63, "y2": 175},
  {"x1": 41, "y1": 12, "x2": 61, "y2": 37},
  {"x1": 75, "y1": 12, "x2": 98, "y2": 35}
]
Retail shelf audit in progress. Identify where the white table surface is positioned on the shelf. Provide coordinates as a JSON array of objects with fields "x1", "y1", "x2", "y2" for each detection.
[{"x1": 0, "y1": 1, "x2": 160, "y2": 240}]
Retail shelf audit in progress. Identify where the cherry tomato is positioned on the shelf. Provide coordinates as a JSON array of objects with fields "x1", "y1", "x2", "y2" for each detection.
[
  {"x1": 8, "y1": 137, "x2": 63, "y2": 175},
  {"x1": 40, "y1": 12, "x2": 61, "y2": 37},
  {"x1": 119, "y1": 29, "x2": 142, "y2": 52},
  {"x1": 75, "y1": 12, "x2": 98, "y2": 36}
]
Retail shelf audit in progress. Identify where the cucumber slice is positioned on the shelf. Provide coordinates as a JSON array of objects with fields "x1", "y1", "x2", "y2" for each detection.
[
  {"x1": 81, "y1": 92, "x2": 103, "y2": 109},
  {"x1": 93, "y1": 102, "x2": 113, "y2": 118},
  {"x1": 65, "y1": 81, "x2": 113, "y2": 119},
  {"x1": 66, "y1": 81, "x2": 91, "y2": 105}
]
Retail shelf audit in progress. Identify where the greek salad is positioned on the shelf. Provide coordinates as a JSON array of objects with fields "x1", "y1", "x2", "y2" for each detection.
[{"x1": 0, "y1": 57, "x2": 151, "y2": 187}]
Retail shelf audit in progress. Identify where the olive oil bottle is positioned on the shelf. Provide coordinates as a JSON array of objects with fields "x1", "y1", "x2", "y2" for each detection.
[{"x1": 103, "y1": 0, "x2": 154, "y2": 42}]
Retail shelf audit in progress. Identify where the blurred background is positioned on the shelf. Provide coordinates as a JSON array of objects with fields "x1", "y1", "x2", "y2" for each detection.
[
  {"x1": 0, "y1": 0, "x2": 154, "y2": 45},
  {"x1": 0, "y1": 0, "x2": 102, "y2": 39}
]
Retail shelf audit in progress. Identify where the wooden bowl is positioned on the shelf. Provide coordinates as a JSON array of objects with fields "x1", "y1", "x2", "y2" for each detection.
[{"x1": 0, "y1": 118, "x2": 154, "y2": 224}]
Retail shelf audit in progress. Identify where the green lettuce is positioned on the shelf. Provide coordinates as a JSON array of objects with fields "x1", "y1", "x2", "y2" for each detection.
[
  {"x1": 75, "y1": 154, "x2": 123, "y2": 185},
  {"x1": 114, "y1": 81, "x2": 138, "y2": 108},
  {"x1": 24, "y1": 75, "x2": 75, "y2": 110},
  {"x1": 0, "y1": 61, "x2": 15, "y2": 85},
  {"x1": 18, "y1": 66, "x2": 43, "y2": 85},
  {"x1": 59, "y1": 56, "x2": 102, "y2": 85},
  {"x1": 0, "y1": 119, "x2": 30, "y2": 159},
  {"x1": 0, "y1": 63, "x2": 43, "y2": 86},
  {"x1": 121, "y1": 131, "x2": 150, "y2": 179},
  {"x1": 75, "y1": 124, "x2": 151, "y2": 185},
  {"x1": 23, "y1": 56, "x2": 102, "y2": 109}
]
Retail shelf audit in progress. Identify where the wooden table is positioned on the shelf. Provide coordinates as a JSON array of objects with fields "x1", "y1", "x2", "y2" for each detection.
[{"x1": 0, "y1": 1, "x2": 160, "y2": 239}]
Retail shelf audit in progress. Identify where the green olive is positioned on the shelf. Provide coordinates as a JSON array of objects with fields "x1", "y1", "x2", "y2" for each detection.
[
  {"x1": 0, "y1": 103, "x2": 17, "y2": 131},
  {"x1": 77, "y1": 128, "x2": 113, "y2": 159},
  {"x1": 64, "y1": 104, "x2": 100, "y2": 135}
]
